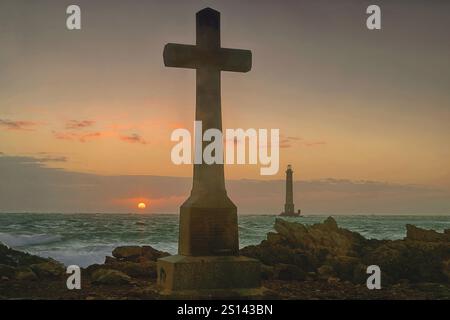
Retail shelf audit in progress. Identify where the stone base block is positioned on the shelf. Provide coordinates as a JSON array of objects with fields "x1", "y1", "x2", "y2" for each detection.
[{"x1": 157, "y1": 255, "x2": 261, "y2": 296}]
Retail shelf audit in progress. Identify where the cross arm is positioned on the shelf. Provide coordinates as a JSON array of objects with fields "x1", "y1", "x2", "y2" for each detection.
[{"x1": 164, "y1": 43, "x2": 252, "y2": 73}]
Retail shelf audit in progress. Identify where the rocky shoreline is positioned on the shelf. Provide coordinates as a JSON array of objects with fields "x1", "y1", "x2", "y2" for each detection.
[{"x1": 1, "y1": 217, "x2": 449, "y2": 300}]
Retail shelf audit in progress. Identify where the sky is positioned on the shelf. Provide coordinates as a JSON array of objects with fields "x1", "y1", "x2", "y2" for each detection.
[{"x1": 0, "y1": 0, "x2": 449, "y2": 214}]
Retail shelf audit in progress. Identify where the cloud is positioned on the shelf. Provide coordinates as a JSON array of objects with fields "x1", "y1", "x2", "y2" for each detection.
[
  {"x1": 0, "y1": 153, "x2": 68, "y2": 164},
  {"x1": 119, "y1": 133, "x2": 147, "y2": 145},
  {"x1": 36, "y1": 156, "x2": 68, "y2": 163},
  {"x1": 0, "y1": 155, "x2": 449, "y2": 214},
  {"x1": 279, "y1": 135, "x2": 326, "y2": 149},
  {"x1": 66, "y1": 120, "x2": 95, "y2": 130},
  {"x1": 53, "y1": 131, "x2": 102, "y2": 143},
  {"x1": 0, "y1": 119, "x2": 37, "y2": 131},
  {"x1": 304, "y1": 141, "x2": 327, "y2": 147}
]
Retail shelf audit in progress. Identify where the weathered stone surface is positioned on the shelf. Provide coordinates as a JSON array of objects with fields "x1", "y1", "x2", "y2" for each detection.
[
  {"x1": 157, "y1": 255, "x2": 260, "y2": 293},
  {"x1": 91, "y1": 269, "x2": 132, "y2": 285}
]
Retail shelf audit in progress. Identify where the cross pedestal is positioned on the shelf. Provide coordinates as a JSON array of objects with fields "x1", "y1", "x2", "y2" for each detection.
[{"x1": 157, "y1": 8, "x2": 261, "y2": 296}]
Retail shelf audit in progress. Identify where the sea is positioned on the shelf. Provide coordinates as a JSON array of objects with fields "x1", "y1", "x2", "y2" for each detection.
[{"x1": 0, "y1": 213, "x2": 449, "y2": 268}]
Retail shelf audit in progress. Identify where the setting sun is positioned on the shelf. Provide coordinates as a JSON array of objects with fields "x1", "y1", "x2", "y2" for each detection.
[{"x1": 137, "y1": 202, "x2": 146, "y2": 209}]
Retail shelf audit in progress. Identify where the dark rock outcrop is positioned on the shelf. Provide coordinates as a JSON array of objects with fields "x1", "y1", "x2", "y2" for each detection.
[
  {"x1": 86, "y1": 245, "x2": 169, "y2": 281},
  {"x1": 91, "y1": 269, "x2": 132, "y2": 285},
  {"x1": 0, "y1": 243, "x2": 64, "y2": 281},
  {"x1": 112, "y1": 245, "x2": 170, "y2": 263},
  {"x1": 406, "y1": 224, "x2": 450, "y2": 242},
  {"x1": 241, "y1": 217, "x2": 450, "y2": 285}
]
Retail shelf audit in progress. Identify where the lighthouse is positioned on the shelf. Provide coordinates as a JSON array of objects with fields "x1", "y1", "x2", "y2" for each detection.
[{"x1": 280, "y1": 165, "x2": 301, "y2": 217}]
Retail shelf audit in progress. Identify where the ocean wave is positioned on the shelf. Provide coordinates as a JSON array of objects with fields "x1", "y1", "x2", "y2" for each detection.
[{"x1": 0, "y1": 232, "x2": 63, "y2": 247}]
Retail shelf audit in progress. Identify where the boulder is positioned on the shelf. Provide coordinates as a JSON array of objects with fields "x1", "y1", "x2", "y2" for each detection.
[
  {"x1": 241, "y1": 217, "x2": 369, "y2": 277},
  {"x1": 15, "y1": 268, "x2": 38, "y2": 281},
  {"x1": 327, "y1": 256, "x2": 360, "y2": 281},
  {"x1": 91, "y1": 269, "x2": 132, "y2": 285},
  {"x1": 112, "y1": 246, "x2": 142, "y2": 261},
  {"x1": 274, "y1": 264, "x2": 306, "y2": 281},
  {"x1": 141, "y1": 246, "x2": 170, "y2": 261},
  {"x1": 364, "y1": 240, "x2": 450, "y2": 284},
  {"x1": 105, "y1": 261, "x2": 157, "y2": 279},
  {"x1": 406, "y1": 225, "x2": 450, "y2": 242},
  {"x1": 104, "y1": 256, "x2": 116, "y2": 264},
  {"x1": 272, "y1": 217, "x2": 367, "y2": 258},
  {"x1": 0, "y1": 264, "x2": 16, "y2": 278},
  {"x1": 317, "y1": 265, "x2": 336, "y2": 279},
  {"x1": 443, "y1": 259, "x2": 450, "y2": 281},
  {"x1": 260, "y1": 264, "x2": 275, "y2": 280},
  {"x1": 112, "y1": 245, "x2": 170, "y2": 263},
  {"x1": 0, "y1": 243, "x2": 48, "y2": 267},
  {"x1": 30, "y1": 261, "x2": 65, "y2": 279}
]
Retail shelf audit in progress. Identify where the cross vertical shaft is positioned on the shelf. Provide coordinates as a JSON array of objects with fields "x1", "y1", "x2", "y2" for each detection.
[{"x1": 163, "y1": 7, "x2": 252, "y2": 256}]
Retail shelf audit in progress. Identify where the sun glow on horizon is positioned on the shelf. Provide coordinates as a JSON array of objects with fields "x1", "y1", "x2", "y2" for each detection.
[{"x1": 138, "y1": 202, "x2": 147, "y2": 209}]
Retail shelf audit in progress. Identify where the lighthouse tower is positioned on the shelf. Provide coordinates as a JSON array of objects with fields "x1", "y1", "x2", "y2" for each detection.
[{"x1": 280, "y1": 165, "x2": 301, "y2": 217}]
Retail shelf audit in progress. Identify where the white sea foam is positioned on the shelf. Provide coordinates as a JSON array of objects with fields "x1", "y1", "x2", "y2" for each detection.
[{"x1": 0, "y1": 232, "x2": 63, "y2": 247}]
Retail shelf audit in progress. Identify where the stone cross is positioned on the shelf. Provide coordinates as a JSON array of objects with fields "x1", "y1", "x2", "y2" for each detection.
[{"x1": 164, "y1": 8, "x2": 252, "y2": 256}]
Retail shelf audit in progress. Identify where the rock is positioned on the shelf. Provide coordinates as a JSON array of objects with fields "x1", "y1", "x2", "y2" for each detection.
[
  {"x1": 328, "y1": 256, "x2": 360, "y2": 281},
  {"x1": 0, "y1": 264, "x2": 16, "y2": 278},
  {"x1": 273, "y1": 217, "x2": 367, "y2": 258},
  {"x1": 327, "y1": 276, "x2": 340, "y2": 284},
  {"x1": 242, "y1": 217, "x2": 450, "y2": 285},
  {"x1": 406, "y1": 225, "x2": 450, "y2": 242},
  {"x1": 352, "y1": 263, "x2": 368, "y2": 284},
  {"x1": 364, "y1": 240, "x2": 450, "y2": 284},
  {"x1": 0, "y1": 243, "x2": 48, "y2": 267},
  {"x1": 104, "y1": 256, "x2": 116, "y2": 264},
  {"x1": 274, "y1": 264, "x2": 306, "y2": 281},
  {"x1": 241, "y1": 243, "x2": 311, "y2": 268},
  {"x1": 112, "y1": 245, "x2": 170, "y2": 263},
  {"x1": 91, "y1": 269, "x2": 132, "y2": 285},
  {"x1": 112, "y1": 246, "x2": 142, "y2": 261},
  {"x1": 317, "y1": 265, "x2": 336, "y2": 279},
  {"x1": 15, "y1": 268, "x2": 38, "y2": 281},
  {"x1": 443, "y1": 259, "x2": 450, "y2": 281},
  {"x1": 260, "y1": 264, "x2": 274, "y2": 280},
  {"x1": 30, "y1": 261, "x2": 65, "y2": 279},
  {"x1": 241, "y1": 216, "x2": 370, "y2": 277},
  {"x1": 107, "y1": 261, "x2": 157, "y2": 279},
  {"x1": 141, "y1": 246, "x2": 170, "y2": 261},
  {"x1": 323, "y1": 216, "x2": 338, "y2": 229},
  {"x1": 306, "y1": 272, "x2": 318, "y2": 281}
]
